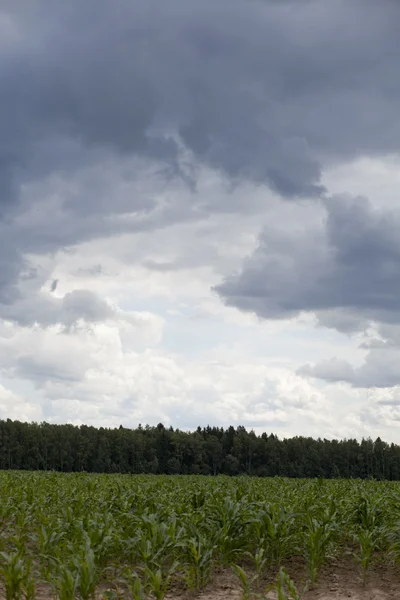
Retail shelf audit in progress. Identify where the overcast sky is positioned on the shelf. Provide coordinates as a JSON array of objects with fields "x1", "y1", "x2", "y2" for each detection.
[{"x1": 2, "y1": 0, "x2": 400, "y2": 441}]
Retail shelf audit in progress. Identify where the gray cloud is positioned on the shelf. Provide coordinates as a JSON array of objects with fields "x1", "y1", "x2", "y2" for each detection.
[
  {"x1": 216, "y1": 196, "x2": 400, "y2": 328},
  {"x1": 2, "y1": 288, "x2": 116, "y2": 329},
  {"x1": 61, "y1": 290, "x2": 114, "y2": 325},
  {"x1": 2, "y1": 0, "x2": 400, "y2": 331},
  {"x1": 2, "y1": 0, "x2": 400, "y2": 216},
  {"x1": 299, "y1": 358, "x2": 356, "y2": 385},
  {"x1": 299, "y1": 320, "x2": 400, "y2": 389},
  {"x1": 299, "y1": 349, "x2": 400, "y2": 389}
]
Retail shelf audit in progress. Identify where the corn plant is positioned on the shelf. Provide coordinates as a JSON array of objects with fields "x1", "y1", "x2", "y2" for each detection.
[
  {"x1": 83, "y1": 517, "x2": 116, "y2": 567},
  {"x1": 353, "y1": 496, "x2": 382, "y2": 530},
  {"x1": 143, "y1": 560, "x2": 179, "y2": 600},
  {"x1": 274, "y1": 568, "x2": 302, "y2": 600},
  {"x1": 0, "y1": 471, "x2": 400, "y2": 599},
  {"x1": 124, "y1": 572, "x2": 146, "y2": 600},
  {"x1": 353, "y1": 528, "x2": 377, "y2": 586},
  {"x1": 385, "y1": 520, "x2": 400, "y2": 566},
  {"x1": 209, "y1": 497, "x2": 253, "y2": 564},
  {"x1": 34, "y1": 524, "x2": 64, "y2": 580},
  {"x1": 50, "y1": 564, "x2": 79, "y2": 600},
  {"x1": 74, "y1": 542, "x2": 101, "y2": 600},
  {"x1": 303, "y1": 505, "x2": 338, "y2": 584},
  {"x1": 252, "y1": 503, "x2": 295, "y2": 566},
  {"x1": 246, "y1": 545, "x2": 268, "y2": 580},
  {"x1": 136, "y1": 514, "x2": 182, "y2": 570},
  {"x1": 180, "y1": 533, "x2": 215, "y2": 590},
  {"x1": 232, "y1": 564, "x2": 259, "y2": 600},
  {"x1": 0, "y1": 551, "x2": 35, "y2": 600}
]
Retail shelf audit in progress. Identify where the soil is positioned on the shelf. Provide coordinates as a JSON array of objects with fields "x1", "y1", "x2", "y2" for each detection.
[
  {"x1": 30, "y1": 556, "x2": 400, "y2": 599},
  {"x1": 167, "y1": 557, "x2": 400, "y2": 600}
]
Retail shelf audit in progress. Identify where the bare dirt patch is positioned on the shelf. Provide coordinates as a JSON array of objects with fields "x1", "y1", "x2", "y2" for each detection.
[
  {"x1": 168, "y1": 559, "x2": 400, "y2": 600},
  {"x1": 31, "y1": 558, "x2": 400, "y2": 599}
]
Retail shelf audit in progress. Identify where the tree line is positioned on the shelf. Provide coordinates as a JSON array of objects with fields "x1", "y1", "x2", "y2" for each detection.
[{"x1": 0, "y1": 418, "x2": 399, "y2": 479}]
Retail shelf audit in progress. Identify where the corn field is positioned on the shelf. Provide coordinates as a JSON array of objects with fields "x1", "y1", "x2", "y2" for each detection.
[{"x1": 1, "y1": 473, "x2": 400, "y2": 599}]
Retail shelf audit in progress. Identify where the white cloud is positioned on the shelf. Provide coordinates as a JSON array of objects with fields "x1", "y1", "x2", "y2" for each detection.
[
  {"x1": 0, "y1": 298, "x2": 364, "y2": 440},
  {"x1": 0, "y1": 167, "x2": 391, "y2": 441},
  {"x1": 0, "y1": 383, "x2": 42, "y2": 422}
]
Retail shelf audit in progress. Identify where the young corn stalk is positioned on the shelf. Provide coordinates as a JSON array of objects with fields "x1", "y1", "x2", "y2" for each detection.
[
  {"x1": 124, "y1": 572, "x2": 146, "y2": 600},
  {"x1": 273, "y1": 568, "x2": 302, "y2": 600},
  {"x1": 24, "y1": 577, "x2": 36, "y2": 600},
  {"x1": 143, "y1": 560, "x2": 180, "y2": 600},
  {"x1": 138, "y1": 537, "x2": 160, "y2": 569},
  {"x1": 181, "y1": 535, "x2": 215, "y2": 591},
  {"x1": 139, "y1": 514, "x2": 181, "y2": 566},
  {"x1": 210, "y1": 497, "x2": 252, "y2": 565},
  {"x1": 354, "y1": 496, "x2": 382, "y2": 531},
  {"x1": 252, "y1": 504, "x2": 295, "y2": 568},
  {"x1": 353, "y1": 528, "x2": 376, "y2": 586},
  {"x1": 74, "y1": 542, "x2": 101, "y2": 600},
  {"x1": 303, "y1": 512, "x2": 337, "y2": 585},
  {"x1": 232, "y1": 564, "x2": 259, "y2": 600},
  {"x1": 385, "y1": 520, "x2": 400, "y2": 569},
  {"x1": 251, "y1": 546, "x2": 268, "y2": 579},
  {"x1": 242, "y1": 546, "x2": 268, "y2": 594},
  {"x1": 34, "y1": 524, "x2": 64, "y2": 581},
  {"x1": 50, "y1": 564, "x2": 79, "y2": 600},
  {"x1": 0, "y1": 551, "x2": 35, "y2": 600},
  {"x1": 8, "y1": 527, "x2": 30, "y2": 559},
  {"x1": 84, "y1": 518, "x2": 115, "y2": 568}
]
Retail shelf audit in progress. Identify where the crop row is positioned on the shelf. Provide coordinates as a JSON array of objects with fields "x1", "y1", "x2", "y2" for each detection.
[{"x1": 0, "y1": 473, "x2": 399, "y2": 598}]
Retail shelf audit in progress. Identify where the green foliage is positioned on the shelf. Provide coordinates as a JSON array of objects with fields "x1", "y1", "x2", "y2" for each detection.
[
  {"x1": 74, "y1": 541, "x2": 101, "y2": 600},
  {"x1": 0, "y1": 418, "x2": 397, "y2": 479},
  {"x1": 180, "y1": 532, "x2": 215, "y2": 590},
  {"x1": 0, "y1": 472, "x2": 398, "y2": 597},
  {"x1": 0, "y1": 551, "x2": 35, "y2": 600},
  {"x1": 232, "y1": 564, "x2": 259, "y2": 600},
  {"x1": 124, "y1": 572, "x2": 146, "y2": 600},
  {"x1": 251, "y1": 502, "x2": 295, "y2": 566},
  {"x1": 209, "y1": 496, "x2": 253, "y2": 564},
  {"x1": 143, "y1": 561, "x2": 179, "y2": 600},
  {"x1": 303, "y1": 498, "x2": 338, "y2": 584},
  {"x1": 51, "y1": 564, "x2": 79, "y2": 600},
  {"x1": 353, "y1": 528, "x2": 377, "y2": 586},
  {"x1": 274, "y1": 568, "x2": 302, "y2": 600}
]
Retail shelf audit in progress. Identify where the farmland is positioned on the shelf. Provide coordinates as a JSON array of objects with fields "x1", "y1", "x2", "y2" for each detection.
[{"x1": 1, "y1": 473, "x2": 400, "y2": 599}]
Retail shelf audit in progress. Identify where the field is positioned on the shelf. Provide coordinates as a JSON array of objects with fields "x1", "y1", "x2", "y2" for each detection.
[{"x1": 0, "y1": 473, "x2": 400, "y2": 599}]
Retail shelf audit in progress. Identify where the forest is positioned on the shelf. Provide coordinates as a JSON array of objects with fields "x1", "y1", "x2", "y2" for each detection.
[{"x1": 0, "y1": 418, "x2": 398, "y2": 479}]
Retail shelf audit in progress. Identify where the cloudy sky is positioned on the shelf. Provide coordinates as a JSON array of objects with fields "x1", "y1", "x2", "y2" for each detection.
[{"x1": 2, "y1": 0, "x2": 400, "y2": 441}]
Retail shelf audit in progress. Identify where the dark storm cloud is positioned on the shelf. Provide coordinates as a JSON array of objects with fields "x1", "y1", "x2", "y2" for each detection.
[
  {"x1": 216, "y1": 196, "x2": 400, "y2": 325},
  {"x1": 2, "y1": 0, "x2": 400, "y2": 217},
  {"x1": 1, "y1": 0, "x2": 400, "y2": 324}
]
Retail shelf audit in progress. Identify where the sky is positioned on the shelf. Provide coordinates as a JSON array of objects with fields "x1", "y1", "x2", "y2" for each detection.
[{"x1": 2, "y1": 0, "x2": 400, "y2": 441}]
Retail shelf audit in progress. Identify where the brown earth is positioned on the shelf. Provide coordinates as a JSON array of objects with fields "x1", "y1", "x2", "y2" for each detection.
[
  {"x1": 31, "y1": 557, "x2": 400, "y2": 599},
  {"x1": 167, "y1": 558, "x2": 400, "y2": 600}
]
